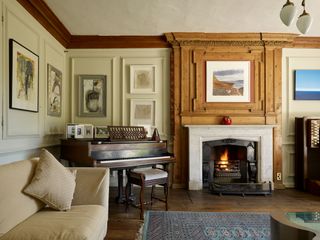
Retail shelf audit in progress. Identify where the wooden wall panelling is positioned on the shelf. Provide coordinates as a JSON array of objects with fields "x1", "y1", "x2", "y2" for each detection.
[{"x1": 165, "y1": 32, "x2": 298, "y2": 188}]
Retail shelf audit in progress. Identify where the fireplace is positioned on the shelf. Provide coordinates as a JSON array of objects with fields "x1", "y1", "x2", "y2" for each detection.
[
  {"x1": 185, "y1": 125, "x2": 274, "y2": 191},
  {"x1": 203, "y1": 139, "x2": 257, "y2": 187}
]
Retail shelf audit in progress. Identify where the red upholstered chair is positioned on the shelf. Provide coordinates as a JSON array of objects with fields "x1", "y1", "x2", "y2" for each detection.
[{"x1": 125, "y1": 167, "x2": 169, "y2": 219}]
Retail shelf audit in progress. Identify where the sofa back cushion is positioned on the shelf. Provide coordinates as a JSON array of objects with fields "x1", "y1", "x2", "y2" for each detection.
[{"x1": 0, "y1": 159, "x2": 45, "y2": 237}]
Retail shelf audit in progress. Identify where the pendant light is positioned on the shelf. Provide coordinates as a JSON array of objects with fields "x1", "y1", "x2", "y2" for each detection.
[
  {"x1": 296, "y1": 0, "x2": 312, "y2": 34},
  {"x1": 280, "y1": 0, "x2": 297, "y2": 26}
]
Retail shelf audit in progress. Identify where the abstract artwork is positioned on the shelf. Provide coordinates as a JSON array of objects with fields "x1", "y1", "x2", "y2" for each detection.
[
  {"x1": 130, "y1": 65, "x2": 156, "y2": 94},
  {"x1": 79, "y1": 75, "x2": 106, "y2": 117},
  {"x1": 206, "y1": 61, "x2": 251, "y2": 102},
  {"x1": 130, "y1": 99, "x2": 155, "y2": 125},
  {"x1": 47, "y1": 64, "x2": 62, "y2": 116},
  {"x1": 9, "y1": 39, "x2": 39, "y2": 112},
  {"x1": 295, "y1": 70, "x2": 320, "y2": 100}
]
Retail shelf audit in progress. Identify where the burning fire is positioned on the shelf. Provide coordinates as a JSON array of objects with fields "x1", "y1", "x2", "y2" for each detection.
[{"x1": 219, "y1": 149, "x2": 229, "y2": 169}]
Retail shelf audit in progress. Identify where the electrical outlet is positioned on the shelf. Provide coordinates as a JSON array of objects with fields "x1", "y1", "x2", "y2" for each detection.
[{"x1": 276, "y1": 172, "x2": 282, "y2": 181}]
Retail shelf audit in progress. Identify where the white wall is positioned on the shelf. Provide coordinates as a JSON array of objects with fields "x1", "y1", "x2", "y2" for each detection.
[
  {"x1": 282, "y1": 48, "x2": 320, "y2": 187},
  {"x1": 0, "y1": 0, "x2": 67, "y2": 164}
]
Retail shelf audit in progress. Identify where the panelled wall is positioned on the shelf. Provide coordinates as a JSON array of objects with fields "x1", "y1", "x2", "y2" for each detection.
[
  {"x1": 282, "y1": 48, "x2": 320, "y2": 187},
  {"x1": 0, "y1": 0, "x2": 66, "y2": 164},
  {"x1": 165, "y1": 33, "x2": 297, "y2": 188}
]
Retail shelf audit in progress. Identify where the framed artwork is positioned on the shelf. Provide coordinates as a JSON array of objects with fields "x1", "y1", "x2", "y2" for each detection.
[
  {"x1": 74, "y1": 125, "x2": 84, "y2": 138},
  {"x1": 130, "y1": 65, "x2": 156, "y2": 94},
  {"x1": 130, "y1": 99, "x2": 155, "y2": 126},
  {"x1": 79, "y1": 75, "x2": 106, "y2": 117},
  {"x1": 83, "y1": 124, "x2": 94, "y2": 138},
  {"x1": 94, "y1": 126, "x2": 109, "y2": 139},
  {"x1": 47, "y1": 64, "x2": 62, "y2": 116},
  {"x1": 294, "y1": 70, "x2": 320, "y2": 100},
  {"x1": 9, "y1": 39, "x2": 39, "y2": 112},
  {"x1": 206, "y1": 61, "x2": 251, "y2": 102}
]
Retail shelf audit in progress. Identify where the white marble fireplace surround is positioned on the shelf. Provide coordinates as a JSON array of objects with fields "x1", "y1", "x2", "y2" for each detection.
[{"x1": 185, "y1": 125, "x2": 274, "y2": 190}]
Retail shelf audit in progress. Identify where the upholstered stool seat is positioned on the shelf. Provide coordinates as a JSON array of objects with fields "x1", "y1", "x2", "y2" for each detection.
[{"x1": 126, "y1": 168, "x2": 169, "y2": 219}]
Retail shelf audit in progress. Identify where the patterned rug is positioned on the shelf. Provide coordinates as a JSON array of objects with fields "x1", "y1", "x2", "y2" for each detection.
[{"x1": 142, "y1": 211, "x2": 270, "y2": 240}]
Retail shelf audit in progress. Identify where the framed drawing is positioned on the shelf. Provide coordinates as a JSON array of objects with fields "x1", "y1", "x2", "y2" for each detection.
[
  {"x1": 94, "y1": 126, "x2": 109, "y2": 139},
  {"x1": 130, "y1": 65, "x2": 156, "y2": 94},
  {"x1": 295, "y1": 70, "x2": 320, "y2": 100},
  {"x1": 206, "y1": 61, "x2": 251, "y2": 102},
  {"x1": 130, "y1": 99, "x2": 155, "y2": 126},
  {"x1": 9, "y1": 39, "x2": 39, "y2": 112},
  {"x1": 83, "y1": 124, "x2": 94, "y2": 138},
  {"x1": 47, "y1": 64, "x2": 62, "y2": 116},
  {"x1": 79, "y1": 75, "x2": 106, "y2": 117}
]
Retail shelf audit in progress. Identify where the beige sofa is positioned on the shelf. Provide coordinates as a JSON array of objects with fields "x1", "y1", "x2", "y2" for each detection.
[{"x1": 0, "y1": 158, "x2": 109, "y2": 240}]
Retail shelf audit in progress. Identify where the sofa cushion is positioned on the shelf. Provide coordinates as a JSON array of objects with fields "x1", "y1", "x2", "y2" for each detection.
[
  {"x1": 0, "y1": 159, "x2": 45, "y2": 237},
  {"x1": 0, "y1": 205, "x2": 108, "y2": 240},
  {"x1": 24, "y1": 149, "x2": 77, "y2": 211}
]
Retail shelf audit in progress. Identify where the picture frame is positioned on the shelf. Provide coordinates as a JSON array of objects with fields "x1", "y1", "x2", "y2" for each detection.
[
  {"x1": 74, "y1": 125, "x2": 84, "y2": 138},
  {"x1": 9, "y1": 39, "x2": 39, "y2": 112},
  {"x1": 94, "y1": 126, "x2": 109, "y2": 139},
  {"x1": 206, "y1": 61, "x2": 251, "y2": 102},
  {"x1": 130, "y1": 65, "x2": 156, "y2": 94},
  {"x1": 47, "y1": 64, "x2": 62, "y2": 116},
  {"x1": 130, "y1": 99, "x2": 155, "y2": 126},
  {"x1": 79, "y1": 75, "x2": 106, "y2": 117},
  {"x1": 294, "y1": 70, "x2": 320, "y2": 100},
  {"x1": 83, "y1": 124, "x2": 94, "y2": 138}
]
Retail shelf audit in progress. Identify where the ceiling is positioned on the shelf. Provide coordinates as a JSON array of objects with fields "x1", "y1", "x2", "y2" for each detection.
[{"x1": 43, "y1": 0, "x2": 320, "y2": 36}]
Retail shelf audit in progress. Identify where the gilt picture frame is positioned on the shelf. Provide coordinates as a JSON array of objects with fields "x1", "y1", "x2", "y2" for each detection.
[
  {"x1": 78, "y1": 75, "x2": 106, "y2": 117},
  {"x1": 206, "y1": 61, "x2": 251, "y2": 102},
  {"x1": 130, "y1": 65, "x2": 156, "y2": 94},
  {"x1": 47, "y1": 64, "x2": 62, "y2": 116},
  {"x1": 9, "y1": 39, "x2": 39, "y2": 112}
]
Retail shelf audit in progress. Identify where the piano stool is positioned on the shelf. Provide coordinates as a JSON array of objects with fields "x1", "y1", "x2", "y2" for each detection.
[{"x1": 125, "y1": 168, "x2": 169, "y2": 220}]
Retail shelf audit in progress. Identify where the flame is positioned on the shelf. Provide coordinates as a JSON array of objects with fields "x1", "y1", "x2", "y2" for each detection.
[{"x1": 220, "y1": 148, "x2": 229, "y2": 161}]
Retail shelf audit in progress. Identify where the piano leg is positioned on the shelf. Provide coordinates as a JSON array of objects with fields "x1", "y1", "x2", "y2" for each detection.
[{"x1": 116, "y1": 170, "x2": 126, "y2": 203}]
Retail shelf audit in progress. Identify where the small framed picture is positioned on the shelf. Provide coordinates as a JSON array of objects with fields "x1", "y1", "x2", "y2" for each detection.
[
  {"x1": 94, "y1": 126, "x2": 109, "y2": 139},
  {"x1": 294, "y1": 70, "x2": 320, "y2": 100},
  {"x1": 9, "y1": 39, "x2": 39, "y2": 112},
  {"x1": 79, "y1": 75, "x2": 106, "y2": 117},
  {"x1": 74, "y1": 125, "x2": 85, "y2": 138},
  {"x1": 130, "y1": 65, "x2": 156, "y2": 94},
  {"x1": 66, "y1": 123, "x2": 76, "y2": 138},
  {"x1": 130, "y1": 99, "x2": 155, "y2": 126},
  {"x1": 83, "y1": 124, "x2": 94, "y2": 138},
  {"x1": 47, "y1": 64, "x2": 62, "y2": 116}
]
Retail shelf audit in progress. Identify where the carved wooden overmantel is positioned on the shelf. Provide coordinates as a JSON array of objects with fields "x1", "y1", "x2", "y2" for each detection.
[{"x1": 165, "y1": 32, "x2": 298, "y2": 189}]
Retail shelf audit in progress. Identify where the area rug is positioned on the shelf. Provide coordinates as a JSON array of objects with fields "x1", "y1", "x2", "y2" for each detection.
[{"x1": 142, "y1": 211, "x2": 270, "y2": 240}]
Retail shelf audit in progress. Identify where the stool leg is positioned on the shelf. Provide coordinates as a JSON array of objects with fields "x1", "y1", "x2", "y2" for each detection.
[
  {"x1": 151, "y1": 185, "x2": 155, "y2": 206},
  {"x1": 164, "y1": 183, "x2": 168, "y2": 211},
  {"x1": 125, "y1": 180, "x2": 129, "y2": 212},
  {"x1": 140, "y1": 182, "x2": 145, "y2": 220}
]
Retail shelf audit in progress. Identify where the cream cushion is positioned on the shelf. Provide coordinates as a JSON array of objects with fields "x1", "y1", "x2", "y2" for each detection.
[
  {"x1": 24, "y1": 149, "x2": 76, "y2": 211},
  {"x1": 133, "y1": 168, "x2": 168, "y2": 180},
  {"x1": 0, "y1": 205, "x2": 108, "y2": 240}
]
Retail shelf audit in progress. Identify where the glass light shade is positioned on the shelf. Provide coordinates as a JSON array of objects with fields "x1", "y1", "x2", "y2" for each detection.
[
  {"x1": 280, "y1": 3, "x2": 297, "y2": 26},
  {"x1": 296, "y1": 12, "x2": 312, "y2": 34}
]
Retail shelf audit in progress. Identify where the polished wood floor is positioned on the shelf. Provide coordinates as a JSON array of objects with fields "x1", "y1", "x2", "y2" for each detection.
[{"x1": 106, "y1": 187, "x2": 320, "y2": 240}]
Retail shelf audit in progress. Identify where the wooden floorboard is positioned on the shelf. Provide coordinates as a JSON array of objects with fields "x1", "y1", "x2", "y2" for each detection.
[{"x1": 106, "y1": 187, "x2": 320, "y2": 240}]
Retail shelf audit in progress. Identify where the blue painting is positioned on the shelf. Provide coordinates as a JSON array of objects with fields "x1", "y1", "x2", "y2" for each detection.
[{"x1": 295, "y1": 70, "x2": 320, "y2": 100}]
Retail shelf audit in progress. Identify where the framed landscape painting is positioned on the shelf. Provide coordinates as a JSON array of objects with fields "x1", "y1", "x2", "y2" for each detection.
[
  {"x1": 206, "y1": 61, "x2": 251, "y2": 102},
  {"x1": 79, "y1": 75, "x2": 106, "y2": 117},
  {"x1": 294, "y1": 70, "x2": 320, "y2": 100},
  {"x1": 47, "y1": 64, "x2": 62, "y2": 116},
  {"x1": 9, "y1": 39, "x2": 39, "y2": 112}
]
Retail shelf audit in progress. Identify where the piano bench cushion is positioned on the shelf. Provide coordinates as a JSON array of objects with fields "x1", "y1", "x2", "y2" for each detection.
[
  {"x1": 0, "y1": 205, "x2": 108, "y2": 240},
  {"x1": 131, "y1": 168, "x2": 168, "y2": 181}
]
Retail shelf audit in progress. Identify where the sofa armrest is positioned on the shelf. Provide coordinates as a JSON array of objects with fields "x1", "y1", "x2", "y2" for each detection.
[{"x1": 69, "y1": 167, "x2": 109, "y2": 210}]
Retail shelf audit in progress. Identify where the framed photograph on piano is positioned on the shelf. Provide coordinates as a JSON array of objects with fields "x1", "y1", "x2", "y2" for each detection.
[{"x1": 94, "y1": 126, "x2": 109, "y2": 139}]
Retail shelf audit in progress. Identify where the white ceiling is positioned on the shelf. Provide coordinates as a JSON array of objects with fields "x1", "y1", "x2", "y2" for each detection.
[{"x1": 43, "y1": 0, "x2": 320, "y2": 36}]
